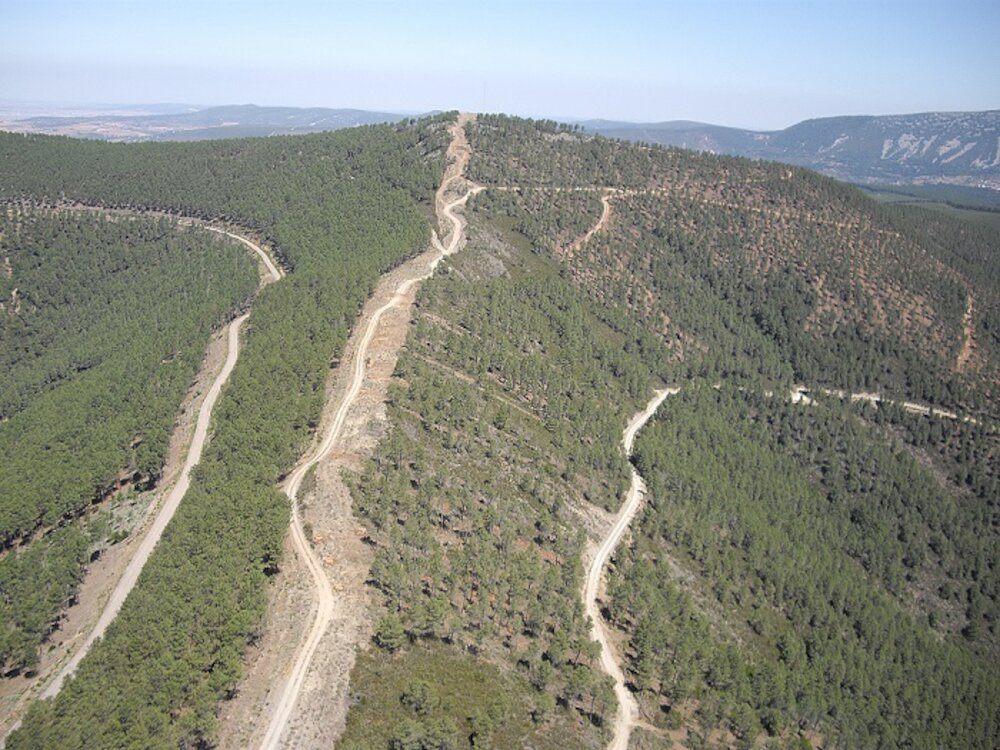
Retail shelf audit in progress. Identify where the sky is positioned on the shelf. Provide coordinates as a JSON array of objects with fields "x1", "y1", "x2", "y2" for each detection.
[{"x1": 1, "y1": 0, "x2": 998, "y2": 130}]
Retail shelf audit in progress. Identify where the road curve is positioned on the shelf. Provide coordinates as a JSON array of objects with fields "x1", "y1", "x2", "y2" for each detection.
[
  {"x1": 31, "y1": 227, "x2": 281, "y2": 708},
  {"x1": 586, "y1": 387, "x2": 676, "y2": 750},
  {"x1": 204, "y1": 226, "x2": 282, "y2": 282},
  {"x1": 584, "y1": 380, "x2": 985, "y2": 750},
  {"x1": 258, "y1": 118, "x2": 476, "y2": 750},
  {"x1": 566, "y1": 188, "x2": 613, "y2": 257}
]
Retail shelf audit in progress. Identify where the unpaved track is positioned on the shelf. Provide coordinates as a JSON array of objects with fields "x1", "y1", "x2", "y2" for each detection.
[
  {"x1": 587, "y1": 378, "x2": 986, "y2": 750},
  {"x1": 586, "y1": 380, "x2": 988, "y2": 750},
  {"x1": 40, "y1": 312, "x2": 250, "y2": 701},
  {"x1": 809, "y1": 386, "x2": 981, "y2": 425},
  {"x1": 204, "y1": 225, "x2": 282, "y2": 281},
  {"x1": 489, "y1": 184, "x2": 902, "y2": 239},
  {"x1": 0, "y1": 223, "x2": 280, "y2": 743},
  {"x1": 40, "y1": 229, "x2": 281, "y2": 701},
  {"x1": 566, "y1": 188, "x2": 613, "y2": 257},
  {"x1": 585, "y1": 388, "x2": 675, "y2": 750},
  {"x1": 258, "y1": 114, "x2": 477, "y2": 750}
]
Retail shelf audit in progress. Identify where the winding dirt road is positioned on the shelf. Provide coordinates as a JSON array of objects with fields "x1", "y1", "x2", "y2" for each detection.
[
  {"x1": 565, "y1": 188, "x2": 613, "y2": 258},
  {"x1": 258, "y1": 115, "x2": 477, "y2": 750},
  {"x1": 582, "y1": 379, "x2": 981, "y2": 750},
  {"x1": 0, "y1": 226, "x2": 282, "y2": 749},
  {"x1": 37, "y1": 230, "x2": 280, "y2": 704},
  {"x1": 585, "y1": 388, "x2": 676, "y2": 750},
  {"x1": 204, "y1": 225, "x2": 282, "y2": 281}
]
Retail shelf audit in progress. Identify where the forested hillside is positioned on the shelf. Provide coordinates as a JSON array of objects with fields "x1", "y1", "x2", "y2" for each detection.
[
  {"x1": 614, "y1": 386, "x2": 998, "y2": 748},
  {"x1": 340, "y1": 189, "x2": 672, "y2": 749},
  {"x1": 2, "y1": 119, "x2": 446, "y2": 747},
  {"x1": 2, "y1": 112, "x2": 997, "y2": 749},
  {"x1": 468, "y1": 116, "x2": 1000, "y2": 411},
  {"x1": 0, "y1": 206, "x2": 257, "y2": 675},
  {"x1": 341, "y1": 115, "x2": 998, "y2": 749}
]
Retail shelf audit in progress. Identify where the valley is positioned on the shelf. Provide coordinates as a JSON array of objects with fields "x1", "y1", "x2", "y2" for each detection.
[{"x1": 0, "y1": 103, "x2": 409, "y2": 142}]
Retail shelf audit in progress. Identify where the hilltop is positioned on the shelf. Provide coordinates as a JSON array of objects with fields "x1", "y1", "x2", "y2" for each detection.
[{"x1": 7, "y1": 102, "x2": 999, "y2": 194}]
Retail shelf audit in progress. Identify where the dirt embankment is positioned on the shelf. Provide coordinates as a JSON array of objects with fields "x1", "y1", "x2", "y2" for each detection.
[
  {"x1": 955, "y1": 293, "x2": 976, "y2": 373},
  {"x1": 219, "y1": 114, "x2": 478, "y2": 750}
]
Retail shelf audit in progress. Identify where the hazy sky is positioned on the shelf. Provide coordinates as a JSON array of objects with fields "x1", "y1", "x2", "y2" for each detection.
[{"x1": 1, "y1": 0, "x2": 997, "y2": 129}]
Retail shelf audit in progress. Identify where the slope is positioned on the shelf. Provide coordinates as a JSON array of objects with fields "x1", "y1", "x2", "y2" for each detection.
[
  {"x1": 3, "y1": 118, "x2": 445, "y2": 748},
  {"x1": 584, "y1": 109, "x2": 1000, "y2": 188},
  {"x1": 0, "y1": 207, "x2": 259, "y2": 682},
  {"x1": 338, "y1": 114, "x2": 997, "y2": 749},
  {"x1": 256, "y1": 114, "x2": 477, "y2": 750},
  {"x1": 466, "y1": 115, "x2": 999, "y2": 748},
  {"x1": 470, "y1": 115, "x2": 1000, "y2": 409}
]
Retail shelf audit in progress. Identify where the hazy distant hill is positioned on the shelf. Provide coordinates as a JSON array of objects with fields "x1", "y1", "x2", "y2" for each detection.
[
  {"x1": 0, "y1": 103, "x2": 411, "y2": 141},
  {"x1": 583, "y1": 110, "x2": 1000, "y2": 189},
  {"x1": 579, "y1": 117, "x2": 765, "y2": 154}
]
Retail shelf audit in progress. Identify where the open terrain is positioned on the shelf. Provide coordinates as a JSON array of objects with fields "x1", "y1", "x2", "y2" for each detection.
[{"x1": 0, "y1": 103, "x2": 409, "y2": 142}]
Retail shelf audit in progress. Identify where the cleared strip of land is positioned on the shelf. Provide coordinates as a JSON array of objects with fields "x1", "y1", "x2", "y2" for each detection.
[{"x1": 257, "y1": 114, "x2": 479, "y2": 750}]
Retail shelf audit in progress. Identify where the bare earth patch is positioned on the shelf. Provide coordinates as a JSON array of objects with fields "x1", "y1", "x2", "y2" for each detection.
[{"x1": 955, "y1": 293, "x2": 977, "y2": 373}]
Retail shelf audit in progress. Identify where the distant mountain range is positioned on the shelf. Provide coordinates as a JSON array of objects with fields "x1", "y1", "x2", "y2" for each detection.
[
  {"x1": 0, "y1": 103, "x2": 412, "y2": 141},
  {"x1": 3, "y1": 103, "x2": 997, "y2": 190},
  {"x1": 581, "y1": 110, "x2": 1000, "y2": 190}
]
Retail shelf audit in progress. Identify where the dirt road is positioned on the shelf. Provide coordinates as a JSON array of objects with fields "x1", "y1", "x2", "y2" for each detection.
[
  {"x1": 565, "y1": 188, "x2": 613, "y2": 258},
  {"x1": 585, "y1": 388, "x2": 676, "y2": 750},
  {"x1": 39, "y1": 310, "x2": 248, "y2": 700},
  {"x1": 809, "y1": 386, "x2": 980, "y2": 424},
  {"x1": 37, "y1": 229, "x2": 280, "y2": 703},
  {"x1": 204, "y1": 225, "x2": 282, "y2": 281},
  {"x1": 583, "y1": 376, "x2": 985, "y2": 750},
  {"x1": 257, "y1": 114, "x2": 478, "y2": 750},
  {"x1": 0, "y1": 225, "x2": 282, "y2": 747}
]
